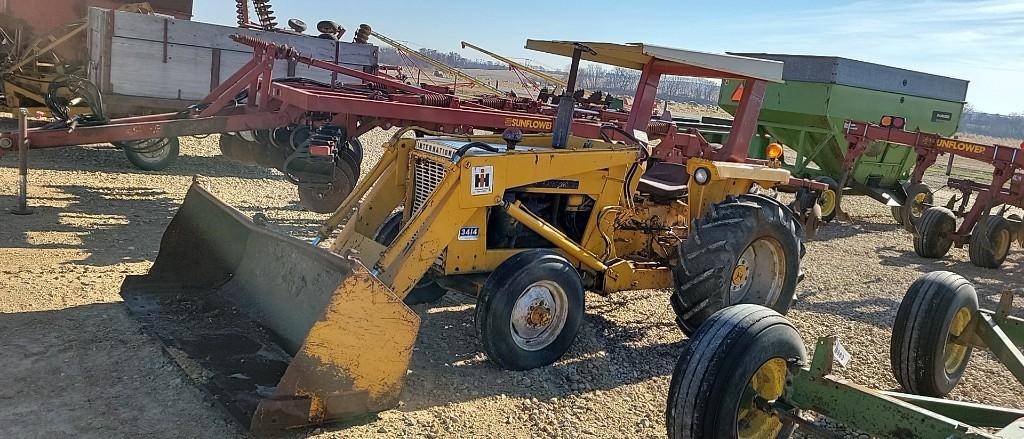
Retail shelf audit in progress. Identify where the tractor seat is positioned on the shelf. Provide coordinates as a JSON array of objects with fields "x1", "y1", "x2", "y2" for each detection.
[{"x1": 638, "y1": 162, "x2": 689, "y2": 200}]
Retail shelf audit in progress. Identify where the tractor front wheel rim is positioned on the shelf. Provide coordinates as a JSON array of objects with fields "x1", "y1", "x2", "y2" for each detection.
[{"x1": 510, "y1": 281, "x2": 568, "y2": 351}]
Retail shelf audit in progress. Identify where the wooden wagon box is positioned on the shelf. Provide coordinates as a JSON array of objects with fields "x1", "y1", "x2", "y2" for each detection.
[{"x1": 86, "y1": 7, "x2": 378, "y2": 115}]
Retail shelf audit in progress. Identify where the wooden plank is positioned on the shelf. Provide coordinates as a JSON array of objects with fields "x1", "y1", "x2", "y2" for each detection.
[
  {"x1": 107, "y1": 9, "x2": 377, "y2": 66},
  {"x1": 109, "y1": 38, "x2": 213, "y2": 100}
]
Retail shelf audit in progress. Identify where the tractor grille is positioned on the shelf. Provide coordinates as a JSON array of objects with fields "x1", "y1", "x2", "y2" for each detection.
[{"x1": 412, "y1": 156, "x2": 447, "y2": 214}]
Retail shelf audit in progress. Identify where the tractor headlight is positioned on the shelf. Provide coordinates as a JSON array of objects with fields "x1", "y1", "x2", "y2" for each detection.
[
  {"x1": 766, "y1": 143, "x2": 783, "y2": 160},
  {"x1": 693, "y1": 167, "x2": 711, "y2": 185}
]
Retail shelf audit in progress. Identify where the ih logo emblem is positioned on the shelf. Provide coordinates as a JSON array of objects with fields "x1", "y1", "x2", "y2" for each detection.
[{"x1": 471, "y1": 166, "x2": 493, "y2": 195}]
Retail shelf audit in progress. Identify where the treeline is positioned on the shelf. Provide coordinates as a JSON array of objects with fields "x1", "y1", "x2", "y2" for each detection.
[
  {"x1": 378, "y1": 47, "x2": 507, "y2": 71},
  {"x1": 959, "y1": 109, "x2": 1024, "y2": 140},
  {"x1": 576, "y1": 64, "x2": 720, "y2": 104},
  {"x1": 378, "y1": 47, "x2": 721, "y2": 104}
]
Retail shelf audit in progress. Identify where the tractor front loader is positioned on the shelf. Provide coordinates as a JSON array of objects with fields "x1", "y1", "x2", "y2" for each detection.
[{"x1": 120, "y1": 40, "x2": 825, "y2": 432}]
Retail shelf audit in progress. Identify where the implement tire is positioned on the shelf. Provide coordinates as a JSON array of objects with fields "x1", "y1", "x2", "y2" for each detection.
[
  {"x1": 890, "y1": 271, "x2": 978, "y2": 397},
  {"x1": 119, "y1": 137, "x2": 179, "y2": 171},
  {"x1": 902, "y1": 182, "x2": 933, "y2": 232},
  {"x1": 671, "y1": 194, "x2": 801, "y2": 334},
  {"x1": 914, "y1": 207, "x2": 956, "y2": 259},
  {"x1": 666, "y1": 304, "x2": 805, "y2": 439},
  {"x1": 475, "y1": 249, "x2": 584, "y2": 371},
  {"x1": 968, "y1": 215, "x2": 1013, "y2": 268},
  {"x1": 374, "y1": 211, "x2": 448, "y2": 305}
]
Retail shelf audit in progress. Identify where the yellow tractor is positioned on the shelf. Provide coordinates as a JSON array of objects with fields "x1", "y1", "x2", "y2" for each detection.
[{"x1": 120, "y1": 40, "x2": 823, "y2": 431}]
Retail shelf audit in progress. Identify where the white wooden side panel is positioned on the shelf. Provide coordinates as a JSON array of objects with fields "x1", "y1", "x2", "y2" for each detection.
[
  {"x1": 108, "y1": 10, "x2": 377, "y2": 66},
  {"x1": 87, "y1": 8, "x2": 109, "y2": 89},
  {"x1": 109, "y1": 39, "x2": 212, "y2": 100},
  {"x1": 90, "y1": 7, "x2": 377, "y2": 101}
]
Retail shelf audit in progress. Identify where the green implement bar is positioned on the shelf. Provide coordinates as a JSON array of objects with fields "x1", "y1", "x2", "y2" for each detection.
[{"x1": 787, "y1": 337, "x2": 999, "y2": 439}]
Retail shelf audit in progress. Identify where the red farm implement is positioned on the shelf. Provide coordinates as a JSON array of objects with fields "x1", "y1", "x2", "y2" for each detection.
[{"x1": 843, "y1": 119, "x2": 1024, "y2": 268}]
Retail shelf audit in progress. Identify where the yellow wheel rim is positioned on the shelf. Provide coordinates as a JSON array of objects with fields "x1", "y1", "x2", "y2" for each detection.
[
  {"x1": 943, "y1": 307, "x2": 972, "y2": 374},
  {"x1": 818, "y1": 189, "x2": 836, "y2": 218},
  {"x1": 737, "y1": 358, "x2": 787, "y2": 439},
  {"x1": 994, "y1": 228, "x2": 1012, "y2": 261},
  {"x1": 911, "y1": 192, "x2": 929, "y2": 217}
]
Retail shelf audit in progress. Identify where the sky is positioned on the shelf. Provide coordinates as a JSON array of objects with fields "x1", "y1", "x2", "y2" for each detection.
[{"x1": 194, "y1": 0, "x2": 1024, "y2": 115}]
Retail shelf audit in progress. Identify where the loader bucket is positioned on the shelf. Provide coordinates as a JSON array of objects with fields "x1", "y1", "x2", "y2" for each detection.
[{"x1": 120, "y1": 182, "x2": 419, "y2": 432}]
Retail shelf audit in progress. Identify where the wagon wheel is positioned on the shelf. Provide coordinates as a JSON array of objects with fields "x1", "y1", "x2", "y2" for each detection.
[
  {"x1": 891, "y1": 271, "x2": 978, "y2": 397},
  {"x1": 901, "y1": 182, "x2": 933, "y2": 232},
  {"x1": 666, "y1": 304, "x2": 805, "y2": 439},
  {"x1": 116, "y1": 137, "x2": 180, "y2": 171},
  {"x1": 812, "y1": 176, "x2": 840, "y2": 223},
  {"x1": 891, "y1": 205, "x2": 905, "y2": 226}
]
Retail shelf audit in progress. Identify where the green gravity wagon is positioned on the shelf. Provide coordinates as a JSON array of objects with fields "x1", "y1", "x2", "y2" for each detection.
[{"x1": 701, "y1": 54, "x2": 969, "y2": 223}]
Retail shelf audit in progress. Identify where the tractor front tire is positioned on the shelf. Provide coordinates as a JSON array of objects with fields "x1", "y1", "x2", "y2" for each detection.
[
  {"x1": 891, "y1": 271, "x2": 978, "y2": 397},
  {"x1": 666, "y1": 304, "x2": 805, "y2": 439},
  {"x1": 374, "y1": 211, "x2": 448, "y2": 305},
  {"x1": 671, "y1": 194, "x2": 801, "y2": 334},
  {"x1": 475, "y1": 249, "x2": 584, "y2": 371},
  {"x1": 914, "y1": 207, "x2": 956, "y2": 259},
  {"x1": 968, "y1": 215, "x2": 1013, "y2": 268}
]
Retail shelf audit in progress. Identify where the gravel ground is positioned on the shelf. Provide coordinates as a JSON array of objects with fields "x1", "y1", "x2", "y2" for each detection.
[{"x1": 1, "y1": 127, "x2": 1021, "y2": 439}]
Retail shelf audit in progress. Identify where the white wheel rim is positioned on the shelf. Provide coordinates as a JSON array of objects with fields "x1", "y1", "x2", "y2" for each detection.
[
  {"x1": 730, "y1": 237, "x2": 785, "y2": 306},
  {"x1": 509, "y1": 281, "x2": 569, "y2": 351}
]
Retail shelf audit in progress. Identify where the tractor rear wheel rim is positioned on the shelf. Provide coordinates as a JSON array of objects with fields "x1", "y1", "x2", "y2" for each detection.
[
  {"x1": 730, "y1": 237, "x2": 785, "y2": 306},
  {"x1": 737, "y1": 357, "x2": 787, "y2": 439},
  {"x1": 510, "y1": 281, "x2": 568, "y2": 351},
  {"x1": 944, "y1": 307, "x2": 972, "y2": 374}
]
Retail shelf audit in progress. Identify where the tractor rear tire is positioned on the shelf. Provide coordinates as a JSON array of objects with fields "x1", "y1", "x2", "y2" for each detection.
[
  {"x1": 296, "y1": 157, "x2": 358, "y2": 214},
  {"x1": 902, "y1": 182, "x2": 933, "y2": 232},
  {"x1": 374, "y1": 211, "x2": 448, "y2": 305},
  {"x1": 968, "y1": 215, "x2": 1014, "y2": 268},
  {"x1": 671, "y1": 194, "x2": 801, "y2": 334},
  {"x1": 119, "y1": 137, "x2": 180, "y2": 171},
  {"x1": 914, "y1": 207, "x2": 956, "y2": 259},
  {"x1": 475, "y1": 249, "x2": 584, "y2": 371},
  {"x1": 666, "y1": 304, "x2": 805, "y2": 439},
  {"x1": 813, "y1": 176, "x2": 840, "y2": 223},
  {"x1": 890, "y1": 271, "x2": 978, "y2": 397}
]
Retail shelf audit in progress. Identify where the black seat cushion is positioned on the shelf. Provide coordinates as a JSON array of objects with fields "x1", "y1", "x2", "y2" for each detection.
[{"x1": 638, "y1": 161, "x2": 689, "y2": 200}]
